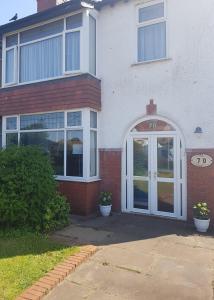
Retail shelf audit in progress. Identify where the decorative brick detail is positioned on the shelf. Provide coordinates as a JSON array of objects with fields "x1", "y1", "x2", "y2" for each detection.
[
  {"x1": 146, "y1": 99, "x2": 157, "y2": 115},
  {"x1": 16, "y1": 245, "x2": 97, "y2": 300},
  {"x1": 100, "y1": 149, "x2": 122, "y2": 212},
  {"x1": 187, "y1": 149, "x2": 214, "y2": 225},
  {"x1": 58, "y1": 180, "x2": 100, "y2": 215},
  {"x1": 0, "y1": 74, "x2": 101, "y2": 116}
]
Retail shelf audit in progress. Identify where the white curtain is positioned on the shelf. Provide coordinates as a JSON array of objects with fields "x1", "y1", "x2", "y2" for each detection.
[
  {"x1": 6, "y1": 49, "x2": 14, "y2": 83},
  {"x1": 138, "y1": 22, "x2": 166, "y2": 62},
  {"x1": 65, "y1": 31, "x2": 80, "y2": 71},
  {"x1": 20, "y1": 36, "x2": 62, "y2": 83}
]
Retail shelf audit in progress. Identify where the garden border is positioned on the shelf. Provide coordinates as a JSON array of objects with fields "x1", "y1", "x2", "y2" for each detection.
[{"x1": 16, "y1": 245, "x2": 97, "y2": 300}]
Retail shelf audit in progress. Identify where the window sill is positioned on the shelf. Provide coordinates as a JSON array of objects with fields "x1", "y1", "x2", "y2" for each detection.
[
  {"x1": 131, "y1": 57, "x2": 172, "y2": 67},
  {"x1": 56, "y1": 176, "x2": 101, "y2": 183}
]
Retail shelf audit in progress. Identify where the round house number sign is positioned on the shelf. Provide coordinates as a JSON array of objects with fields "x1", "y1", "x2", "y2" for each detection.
[{"x1": 191, "y1": 154, "x2": 213, "y2": 168}]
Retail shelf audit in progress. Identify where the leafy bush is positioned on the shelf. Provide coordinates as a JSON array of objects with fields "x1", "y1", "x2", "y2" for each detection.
[
  {"x1": 99, "y1": 192, "x2": 112, "y2": 206},
  {"x1": 0, "y1": 146, "x2": 70, "y2": 232},
  {"x1": 193, "y1": 202, "x2": 210, "y2": 220}
]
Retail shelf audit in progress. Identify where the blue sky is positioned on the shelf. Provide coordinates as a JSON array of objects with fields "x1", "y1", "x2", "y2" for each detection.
[{"x1": 0, "y1": 0, "x2": 36, "y2": 26}]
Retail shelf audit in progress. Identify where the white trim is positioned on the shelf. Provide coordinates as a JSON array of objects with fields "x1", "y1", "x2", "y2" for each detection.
[{"x1": 122, "y1": 114, "x2": 187, "y2": 221}]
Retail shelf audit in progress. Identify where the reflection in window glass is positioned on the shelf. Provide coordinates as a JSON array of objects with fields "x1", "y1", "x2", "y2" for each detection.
[
  {"x1": 90, "y1": 131, "x2": 97, "y2": 177},
  {"x1": 66, "y1": 13, "x2": 82, "y2": 30},
  {"x1": 67, "y1": 112, "x2": 81, "y2": 127},
  {"x1": 90, "y1": 111, "x2": 97, "y2": 128},
  {"x1": 6, "y1": 34, "x2": 18, "y2": 48},
  {"x1": 20, "y1": 131, "x2": 64, "y2": 175},
  {"x1": 6, "y1": 117, "x2": 17, "y2": 130},
  {"x1": 134, "y1": 180, "x2": 149, "y2": 210},
  {"x1": 20, "y1": 112, "x2": 64, "y2": 130},
  {"x1": 158, "y1": 182, "x2": 174, "y2": 213},
  {"x1": 65, "y1": 31, "x2": 80, "y2": 71},
  {"x1": 134, "y1": 139, "x2": 148, "y2": 177},
  {"x1": 6, "y1": 133, "x2": 18, "y2": 147},
  {"x1": 157, "y1": 137, "x2": 174, "y2": 178},
  {"x1": 6, "y1": 49, "x2": 15, "y2": 84},
  {"x1": 67, "y1": 130, "x2": 83, "y2": 177},
  {"x1": 139, "y1": 3, "x2": 164, "y2": 23}
]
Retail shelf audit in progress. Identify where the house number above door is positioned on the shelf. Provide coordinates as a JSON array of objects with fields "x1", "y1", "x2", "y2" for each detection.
[{"x1": 191, "y1": 154, "x2": 213, "y2": 168}]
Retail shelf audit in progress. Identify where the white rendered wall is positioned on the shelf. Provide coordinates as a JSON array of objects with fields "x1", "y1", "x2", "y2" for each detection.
[{"x1": 97, "y1": 0, "x2": 214, "y2": 149}]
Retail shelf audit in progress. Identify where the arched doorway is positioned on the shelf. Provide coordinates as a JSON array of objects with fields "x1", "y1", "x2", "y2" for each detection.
[{"x1": 122, "y1": 115, "x2": 186, "y2": 220}]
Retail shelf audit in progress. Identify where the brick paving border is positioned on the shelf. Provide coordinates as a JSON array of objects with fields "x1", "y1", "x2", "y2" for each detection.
[{"x1": 16, "y1": 245, "x2": 97, "y2": 300}]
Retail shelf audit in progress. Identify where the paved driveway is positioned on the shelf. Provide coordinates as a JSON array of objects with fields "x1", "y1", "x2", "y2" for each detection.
[{"x1": 46, "y1": 214, "x2": 214, "y2": 300}]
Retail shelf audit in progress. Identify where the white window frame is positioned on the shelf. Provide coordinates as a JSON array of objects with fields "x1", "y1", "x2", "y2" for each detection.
[
  {"x1": 136, "y1": 0, "x2": 168, "y2": 64},
  {"x1": 2, "y1": 109, "x2": 100, "y2": 183},
  {"x1": 2, "y1": 9, "x2": 98, "y2": 88}
]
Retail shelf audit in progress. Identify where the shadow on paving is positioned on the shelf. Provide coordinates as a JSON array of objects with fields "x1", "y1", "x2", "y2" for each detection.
[{"x1": 51, "y1": 213, "x2": 214, "y2": 247}]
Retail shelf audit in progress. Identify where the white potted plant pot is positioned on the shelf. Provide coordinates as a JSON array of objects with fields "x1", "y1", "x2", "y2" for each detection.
[
  {"x1": 193, "y1": 202, "x2": 210, "y2": 233},
  {"x1": 194, "y1": 218, "x2": 210, "y2": 233},
  {"x1": 100, "y1": 204, "x2": 112, "y2": 217},
  {"x1": 99, "y1": 192, "x2": 112, "y2": 217}
]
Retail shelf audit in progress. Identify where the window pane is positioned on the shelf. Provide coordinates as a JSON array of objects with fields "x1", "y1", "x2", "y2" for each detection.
[
  {"x1": 157, "y1": 137, "x2": 174, "y2": 178},
  {"x1": 65, "y1": 31, "x2": 80, "y2": 71},
  {"x1": 66, "y1": 130, "x2": 83, "y2": 177},
  {"x1": 6, "y1": 133, "x2": 18, "y2": 147},
  {"x1": 134, "y1": 139, "x2": 148, "y2": 177},
  {"x1": 66, "y1": 13, "x2": 82, "y2": 30},
  {"x1": 20, "y1": 112, "x2": 64, "y2": 130},
  {"x1": 20, "y1": 131, "x2": 64, "y2": 176},
  {"x1": 6, "y1": 117, "x2": 17, "y2": 130},
  {"x1": 20, "y1": 20, "x2": 64, "y2": 44},
  {"x1": 67, "y1": 111, "x2": 81, "y2": 127},
  {"x1": 6, "y1": 49, "x2": 14, "y2": 84},
  {"x1": 6, "y1": 34, "x2": 18, "y2": 48},
  {"x1": 90, "y1": 131, "x2": 97, "y2": 177},
  {"x1": 138, "y1": 22, "x2": 166, "y2": 62},
  {"x1": 158, "y1": 182, "x2": 174, "y2": 213},
  {"x1": 89, "y1": 15, "x2": 96, "y2": 75},
  {"x1": 139, "y1": 3, "x2": 164, "y2": 23},
  {"x1": 90, "y1": 111, "x2": 97, "y2": 128},
  {"x1": 134, "y1": 180, "x2": 149, "y2": 210},
  {"x1": 20, "y1": 36, "x2": 62, "y2": 83}
]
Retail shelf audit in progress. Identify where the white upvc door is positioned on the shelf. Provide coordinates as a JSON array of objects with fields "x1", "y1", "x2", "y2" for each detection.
[{"x1": 127, "y1": 132, "x2": 180, "y2": 218}]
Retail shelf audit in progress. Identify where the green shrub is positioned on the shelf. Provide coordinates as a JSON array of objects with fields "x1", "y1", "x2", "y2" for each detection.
[{"x1": 0, "y1": 146, "x2": 70, "y2": 232}]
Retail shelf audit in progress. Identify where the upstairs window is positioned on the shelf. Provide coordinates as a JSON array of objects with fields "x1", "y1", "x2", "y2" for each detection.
[
  {"x1": 137, "y1": 1, "x2": 166, "y2": 62},
  {"x1": 3, "y1": 11, "x2": 96, "y2": 86}
]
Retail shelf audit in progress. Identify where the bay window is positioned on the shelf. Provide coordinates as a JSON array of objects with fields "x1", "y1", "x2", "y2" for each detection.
[
  {"x1": 3, "y1": 109, "x2": 98, "y2": 181},
  {"x1": 137, "y1": 1, "x2": 167, "y2": 62},
  {"x1": 3, "y1": 11, "x2": 97, "y2": 86}
]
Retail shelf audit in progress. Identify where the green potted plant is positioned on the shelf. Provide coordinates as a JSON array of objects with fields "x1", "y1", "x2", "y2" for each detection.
[
  {"x1": 193, "y1": 202, "x2": 210, "y2": 233},
  {"x1": 99, "y1": 192, "x2": 112, "y2": 217}
]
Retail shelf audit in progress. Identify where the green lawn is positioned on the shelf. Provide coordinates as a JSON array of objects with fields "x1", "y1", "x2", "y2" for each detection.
[{"x1": 0, "y1": 230, "x2": 79, "y2": 300}]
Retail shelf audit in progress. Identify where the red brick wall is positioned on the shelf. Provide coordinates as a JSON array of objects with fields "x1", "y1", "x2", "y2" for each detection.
[
  {"x1": 37, "y1": 0, "x2": 57, "y2": 12},
  {"x1": 0, "y1": 74, "x2": 101, "y2": 116},
  {"x1": 187, "y1": 149, "x2": 214, "y2": 225},
  {"x1": 58, "y1": 180, "x2": 100, "y2": 215},
  {"x1": 99, "y1": 149, "x2": 122, "y2": 212}
]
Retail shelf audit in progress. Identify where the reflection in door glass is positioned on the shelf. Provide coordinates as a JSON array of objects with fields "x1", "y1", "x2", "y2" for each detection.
[
  {"x1": 134, "y1": 180, "x2": 149, "y2": 210},
  {"x1": 157, "y1": 138, "x2": 174, "y2": 178},
  {"x1": 134, "y1": 139, "x2": 148, "y2": 177},
  {"x1": 158, "y1": 182, "x2": 174, "y2": 213}
]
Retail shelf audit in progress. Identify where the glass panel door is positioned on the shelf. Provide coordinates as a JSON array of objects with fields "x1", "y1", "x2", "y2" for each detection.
[
  {"x1": 155, "y1": 136, "x2": 176, "y2": 215},
  {"x1": 133, "y1": 138, "x2": 150, "y2": 211}
]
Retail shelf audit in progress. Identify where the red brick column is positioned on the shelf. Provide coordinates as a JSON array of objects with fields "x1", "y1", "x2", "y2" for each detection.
[
  {"x1": 99, "y1": 149, "x2": 122, "y2": 212},
  {"x1": 187, "y1": 149, "x2": 214, "y2": 225}
]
